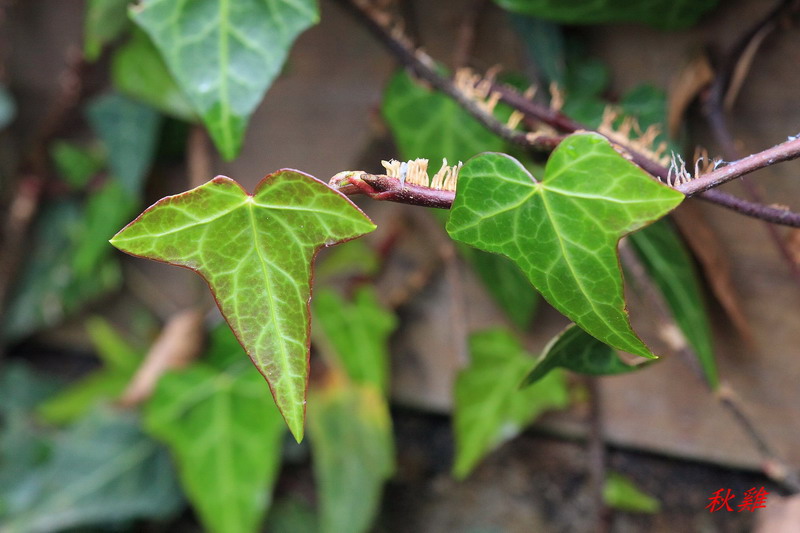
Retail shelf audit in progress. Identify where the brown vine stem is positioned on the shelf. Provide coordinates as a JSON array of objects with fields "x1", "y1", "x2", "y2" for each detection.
[
  {"x1": 585, "y1": 376, "x2": 612, "y2": 533},
  {"x1": 333, "y1": 0, "x2": 800, "y2": 227},
  {"x1": 676, "y1": 137, "x2": 800, "y2": 196}
]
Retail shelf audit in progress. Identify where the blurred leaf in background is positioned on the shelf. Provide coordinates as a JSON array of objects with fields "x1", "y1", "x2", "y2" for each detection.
[
  {"x1": 37, "y1": 317, "x2": 144, "y2": 424},
  {"x1": 83, "y1": 0, "x2": 130, "y2": 62},
  {"x1": 313, "y1": 287, "x2": 396, "y2": 393},
  {"x1": 492, "y1": 0, "x2": 718, "y2": 29},
  {"x1": 112, "y1": 29, "x2": 197, "y2": 121},
  {"x1": 87, "y1": 92, "x2": 163, "y2": 197},
  {"x1": 453, "y1": 329, "x2": 569, "y2": 479},
  {"x1": 1, "y1": 407, "x2": 182, "y2": 533},
  {"x1": 603, "y1": 471, "x2": 661, "y2": 513},
  {"x1": 0, "y1": 85, "x2": 16, "y2": 130},
  {"x1": 145, "y1": 324, "x2": 287, "y2": 533},
  {"x1": 49, "y1": 141, "x2": 105, "y2": 190},
  {"x1": 131, "y1": 0, "x2": 319, "y2": 159},
  {"x1": 308, "y1": 374, "x2": 394, "y2": 533}
]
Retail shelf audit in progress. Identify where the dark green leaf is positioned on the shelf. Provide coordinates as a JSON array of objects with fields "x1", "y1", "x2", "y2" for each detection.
[
  {"x1": 510, "y1": 15, "x2": 565, "y2": 86},
  {"x1": 492, "y1": 0, "x2": 718, "y2": 29},
  {"x1": 1, "y1": 408, "x2": 182, "y2": 533},
  {"x1": 84, "y1": 0, "x2": 130, "y2": 61},
  {"x1": 87, "y1": 92, "x2": 163, "y2": 196},
  {"x1": 37, "y1": 317, "x2": 143, "y2": 424},
  {"x1": 145, "y1": 325, "x2": 286, "y2": 533},
  {"x1": 131, "y1": 0, "x2": 319, "y2": 159},
  {"x1": 112, "y1": 29, "x2": 197, "y2": 121},
  {"x1": 628, "y1": 220, "x2": 717, "y2": 387},
  {"x1": 111, "y1": 172, "x2": 376, "y2": 440},
  {"x1": 308, "y1": 376, "x2": 394, "y2": 533},
  {"x1": 447, "y1": 133, "x2": 684, "y2": 358},
  {"x1": 522, "y1": 324, "x2": 646, "y2": 387},
  {"x1": 50, "y1": 141, "x2": 105, "y2": 189},
  {"x1": 603, "y1": 471, "x2": 661, "y2": 513},
  {"x1": 313, "y1": 287, "x2": 396, "y2": 393},
  {"x1": 454, "y1": 329, "x2": 569, "y2": 479}
]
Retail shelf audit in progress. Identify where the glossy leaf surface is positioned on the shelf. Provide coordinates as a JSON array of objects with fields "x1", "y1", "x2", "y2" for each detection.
[
  {"x1": 454, "y1": 329, "x2": 569, "y2": 479},
  {"x1": 308, "y1": 375, "x2": 394, "y2": 533},
  {"x1": 447, "y1": 133, "x2": 684, "y2": 358},
  {"x1": 110, "y1": 171, "x2": 375, "y2": 440},
  {"x1": 131, "y1": 0, "x2": 319, "y2": 159},
  {"x1": 145, "y1": 325, "x2": 286, "y2": 533},
  {"x1": 493, "y1": 0, "x2": 717, "y2": 29},
  {"x1": 522, "y1": 324, "x2": 646, "y2": 387},
  {"x1": 312, "y1": 287, "x2": 396, "y2": 393}
]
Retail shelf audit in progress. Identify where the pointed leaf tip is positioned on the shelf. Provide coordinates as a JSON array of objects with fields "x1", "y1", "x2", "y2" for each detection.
[
  {"x1": 447, "y1": 133, "x2": 683, "y2": 359},
  {"x1": 112, "y1": 171, "x2": 375, "y2": 437}
]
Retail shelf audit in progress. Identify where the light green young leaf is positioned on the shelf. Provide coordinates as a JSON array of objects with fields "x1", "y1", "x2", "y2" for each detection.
[
  {"x1": 37, "y1": 317, "x2": 142, "y2": 424},
  {"x1": 313, "y1": 287, "x2": 396, "y2": 393},
  {"x1": 308, "y1": 375, "x2": 394, "y2": 533},
  {"x1": 112, "y1": 29, "x2": 197, "y2": 121},
  {"x1": 145, "y1": 325, "x2": 286, "y2": 533},
  {"x1": 628, "y1": 220, "x2": 717, "y2": 388},
  {"x1": 382, "y1": 70, "x2": 540, "y2": 328},
  {"x1": 447, "y1": 133, "x2": 684, "y2": 359},
  {"x1": 522, "y1": 324, "x2": 647, "y2": 387},
  {"x1": 2, "y1": 408, "x2": 182, "y2": 533},
  {"x1": 454, "y1": 329, "x2": 569, "y2": 479},
  {"x1": 603, "y1": 471, "x2": 661, "y2": 513},
  {"x1": 87, "y1": 92, "x2": 163, "y2": 197},
  {"x1": 110, "y1": 171, "x2": 376, "y2": 441},
  {"x1": 492, "y1": 0, "x2": 717, "y2": 29},
  {"x1": 83, "y1": 0, "x2": 130, "y2": 61},
  {"x1": 131, "y1": 0, "x2": 319, "y2": 159}
]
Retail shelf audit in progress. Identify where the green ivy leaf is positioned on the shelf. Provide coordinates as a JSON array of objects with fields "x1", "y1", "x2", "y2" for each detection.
[
  {"x1": 492, "y1": 0, "x2": 718, "y2": 29},
  {"x1": 454, "y1": 329, "x2": 569, "y2": 479},
  {"x1": 87, "y1": 92, "x2": 163, "y2": 197},
  {"x1": 38, "y1": 318, "x2": 142, "y2": 425},
  {"x1": 447, "y1": 133, "x2": 684, "y2": 358},
  {"x1": 111, "y1": 171, "x2": 376, "y2": 440},
  {"x1": 308, "y1": 375, "x2": 394, "y2": 533},
  {"x1": 312, "y1": 287, "x2": 396, "y2": 394},
  {"x1": 603, "y1": 471, "x2": 661, "y2": 513},
  {"x1": 628, "y1": 220, "x2": 717, "y2": 388},
  {"x1": 83, "y1": 0, "x2": 130, "y2": 61},
  {"x1": 382, "y1": 70, "x2": 540, "y2": 328},
  {"x1": 2, "y1": 408, "x2": 182, "y2": 533},
  {"x1": 131, "y1": 0, "x2": 319, "y2": 159},
  {"x1": 145, "y1": 325, "x2": 286, "y2": 533},
  {"x1": 522, "y1": 324, "x2": 647, "y2": 387},
  {"x1": 112, "y1": 29, "x2": 197, "y2": 121}
]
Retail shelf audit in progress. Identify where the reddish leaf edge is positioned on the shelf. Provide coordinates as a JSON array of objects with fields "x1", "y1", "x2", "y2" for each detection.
[{"x1": 109, "y1": 169, "x2": 377, "y2": 442}]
